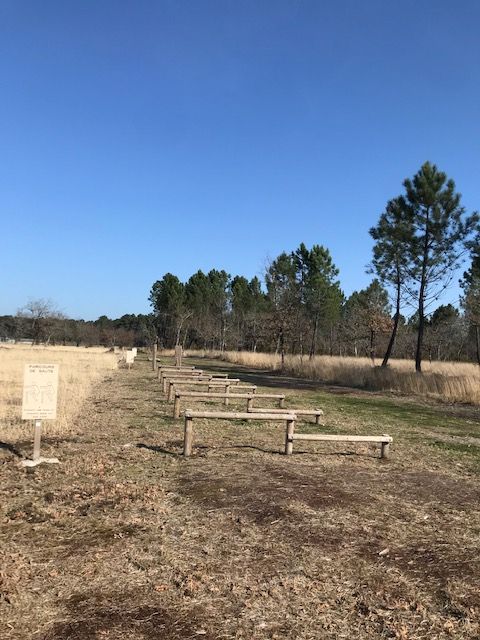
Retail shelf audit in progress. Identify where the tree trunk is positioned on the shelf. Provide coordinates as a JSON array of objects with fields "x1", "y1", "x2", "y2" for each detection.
[
  {"x1": 382, "y1": 278, "x2": 401, "y2": 367},
  {"x1": 370, "y1": 329, "x2": 375, "y2": 365},
  {"x1": 415, "y1": 206, "x2": 430, "y2": 373},
  {"x1": 309, "y1": 316, "x2": 318, "y2": 360},
  {"x1": 475, "y1": 325, "x2": 480, "y2": 366},
  {"x1": 415, "y1": 297, "x2": 425, "y2": 373},
  {"x1": 280, "y1": 326, "x2": 285, "y2": 371}
]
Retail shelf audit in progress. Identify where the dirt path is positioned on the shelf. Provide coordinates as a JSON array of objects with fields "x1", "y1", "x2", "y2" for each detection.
[{"x1": 1, "y1": 358, "x2": 479, "y2": 639}]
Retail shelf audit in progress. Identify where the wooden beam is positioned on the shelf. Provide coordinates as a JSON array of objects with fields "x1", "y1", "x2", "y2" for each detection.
[
  {"x1": 184, "y1": 411, "x2": 296, "y2": 420},
  {"x1": 291, "y1": 434, "x2": 392, "y2": 443},
  {"x1": 247, "y1": 407, "x2": 323, "y2": 423}
]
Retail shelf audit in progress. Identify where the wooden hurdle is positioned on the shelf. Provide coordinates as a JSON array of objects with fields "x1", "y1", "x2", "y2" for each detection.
[
  {"x1": 173, "y1": 391, "x2": 285, "y2": 418},
  {"x1": 161, "y1": 370, "x2": 205, "y2": 392},
  {"x1": 157, "y1": 365, "x2": 196, "y2": 379},
  {"x1": 285, "y1": 429, "x2": 392, "y2": 458},
  {"x1": 159, "y1": 368, "x2": 203, "y2": 383},
  {"x1": 247, "y1": 407, "x2": 324, "y2": 424},
  {"x1": 162, "y1": 373, "x2": 234, "y2": 395},
  {"x1": 167, "y1": 380, "x2": 256, "y2": 402},
  {"x1": 167, "y1": 378, "x2": 241, "y2": 401},
  {"x1": 183, "y1": 410, "x2": 296, "y2": 456}
]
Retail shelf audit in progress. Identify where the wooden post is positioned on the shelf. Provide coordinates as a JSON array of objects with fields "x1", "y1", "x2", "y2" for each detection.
[
  {"x1": 152, "y1": 343, "x2": 157, "y2": 371},
  {"x1": 224, "y1": 383, "x2": 230, "y2": 406},
  {"x1": 184, "y1": 416, "x2": 193, "y2": 456},
  {"x1": 33, "y1": 419, "x2": 42, "y2": 461},
  {"x1": 162, "y1": 376, "x2": 169, "y2": 394},
  {"x1": 279, "y1": 397, "x2": 285, "y2": 408},
  {"x1": 168, "y1": 381, "x2": 175, "y2": 402},
  {"x1": 381, "y1": 434, "x2": 390, "y2": 459},
  {"x1": 285, "y1": 419, "x2": 295, "y2": 455},
  {"x1": 175, "y1": 345, "x2": 183, "y2": 367},
  {"x1": 247, "y1": 397, "x2": 254, "y2": 411},
  {"x1": 315, "y1": 413, "x2": 321, "y2": 425},
  {"x1": 174, "y1": 394, "x2": 181, "y2": 419}
]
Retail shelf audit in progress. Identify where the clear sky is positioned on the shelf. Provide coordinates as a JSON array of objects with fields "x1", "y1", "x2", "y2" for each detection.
[{"x1": 2, "y1": 1, "x2": 479, "y2": 320}]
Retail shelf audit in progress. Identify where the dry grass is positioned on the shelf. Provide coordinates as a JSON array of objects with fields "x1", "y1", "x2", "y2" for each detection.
[
  {"x1": 0, "y1": 344, "x2": 118, "y2": 438},
  {"x1": 1, "y1": 355, "x2": 479, "y2": 639},
  {"x1": 182, "y1": 350, "x2": 480, "y2": 404}
]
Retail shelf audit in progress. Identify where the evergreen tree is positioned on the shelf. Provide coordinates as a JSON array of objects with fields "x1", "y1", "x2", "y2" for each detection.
[
  {"x1": 461, "y1": 241, "x2": 480, "y2": 364},
  {"x1": 399, "y1": 162, "x2": 478, "y2": 372},
  {"x1": 369, "y1": 197, "x2": 412, "y2": 367}
]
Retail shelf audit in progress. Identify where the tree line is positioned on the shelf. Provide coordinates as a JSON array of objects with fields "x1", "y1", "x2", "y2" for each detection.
[
  {"x1": 149, "y1": 162, "x2": 480, "y2": 370},
  {"x1": 0, "y1": 300, "x2": 155, "y2": 348},
  {"x1": 2, "y1": 162, "x2": 480, "y2": 370}
]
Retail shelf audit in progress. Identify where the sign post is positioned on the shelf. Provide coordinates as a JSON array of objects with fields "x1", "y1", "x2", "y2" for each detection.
[
  {"x1": 125, "y1": 350, "x2": 134, "y2": 369},
  {"x1": 21, "y1": 364, "x2": 60, "y2": 467}
]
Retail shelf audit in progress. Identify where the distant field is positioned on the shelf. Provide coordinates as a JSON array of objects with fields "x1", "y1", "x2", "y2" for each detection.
[
  {"x1": 178, "y1": 349, "x2": 480, "y2": 404},
  {"x1": 0, "y1": 344, "x2": 118, "y2": 438}
]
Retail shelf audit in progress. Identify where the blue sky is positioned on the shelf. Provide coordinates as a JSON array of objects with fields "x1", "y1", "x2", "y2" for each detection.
[{"x1": 2, "y1": 1, "x2": 480, "y2": 320}]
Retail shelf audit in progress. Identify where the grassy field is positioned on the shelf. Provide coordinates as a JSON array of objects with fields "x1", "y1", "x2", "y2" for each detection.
[
  {"x1": 183, "y1": 349, "x2": 480, "y2": 405},
  {"x1": 0, "y1": 344, "x2": 118, "y2": 439},
  {"x1": 1, "y1": 354, "x2": 479, "y2": 638}
]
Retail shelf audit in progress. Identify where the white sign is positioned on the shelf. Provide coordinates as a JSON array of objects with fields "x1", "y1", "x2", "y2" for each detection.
[
  {"x1": 132, "y1": 347, "x2": 137, "y2": 356},
  {"x1": 22, "y1": 364, "x2": 59, "y2": 420},
  {"x1": 125, "y1": 350, "x2": 134, "y2": 364}
]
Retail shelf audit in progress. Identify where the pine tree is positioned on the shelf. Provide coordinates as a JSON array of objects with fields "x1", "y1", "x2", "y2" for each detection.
[{"x1": 399, "y1": 162, "x2": 478, "y2": 372}]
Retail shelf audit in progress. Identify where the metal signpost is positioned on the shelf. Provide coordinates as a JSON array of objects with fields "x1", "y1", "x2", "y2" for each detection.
[{"x1": 21, "y1": 364, "x2": 60, "y2": 467}]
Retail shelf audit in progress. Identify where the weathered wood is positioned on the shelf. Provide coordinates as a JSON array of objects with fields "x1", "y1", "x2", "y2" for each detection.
[
  {"x1": 158, "y1": 365, "x2": 196, "y2": 370},
  {"x1": 175, "y1": 391, "x2": 285, "y2": 400},
  {"x1": 152, "y1": 344, "x2": 157, "y2": 371},
  {"x1": 169, "y1": 378, "x2": 240, "y2": 385},
  {"x1": 291, "y1": 434, "x2": 392, "y2": 443},
  {"x1": 161, "y1": 370, "x2": 204, "y2": 392},
  {"x1": 167, "y1": 379, "x2": 237, "y2": 401},
  {"x1": 285, "y1": 432, "x2": 393, "y2": 458},
  {"x1": 247, "y1": 407, "x2": 323, "y2": 423},
  {"x1": 172, "y1": 391, "x2": 286, "y2": 417},
  {"x1": 175, "y1": 345, "x2": 183, "y2": 367},
  {"x1": 184, "y1": 416, "x2": 193, "y2": 456},
  {"x1": 285, "y1": 418, "x2": 295, "y2": 455},
  {"x1": 184, "y1": 411, "x2": 296, "y2": 420},
  {"x1": 381, "y1": 434, "x2": 391, "y2": 459},
  {"x1": 33, "y1": 419, "x2": 42, "y2": 461},
  {"x1": 160, "y1": 369, "x2": 198, "y2": 386},
  {"x1": 183, "y1": 411, "x2": 296, "y2": 456}
]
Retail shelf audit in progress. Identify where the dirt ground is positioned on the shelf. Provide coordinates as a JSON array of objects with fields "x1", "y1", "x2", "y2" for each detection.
[{"x1": 1, "y1": 356, "x2": 479, "y2": 639}]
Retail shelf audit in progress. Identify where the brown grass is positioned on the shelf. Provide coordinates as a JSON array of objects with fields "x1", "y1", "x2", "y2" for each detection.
[
  {"x1": 0, "y1": 344, "x2": 118, "y2": 438},
  {"x1": 1, "y1": 355, "x2": 479, "y2": 639},
  {"x1": 182, "y1": 349, "x2": 480, "y2": 404}
]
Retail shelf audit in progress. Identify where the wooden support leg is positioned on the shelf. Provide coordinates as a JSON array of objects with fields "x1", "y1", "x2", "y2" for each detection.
[
  {"x1": 184, "y1": 417, "x2": 193, "y2": 456},
  {"x1": 162, "y1": 377, "x2": 168, "y2": 394},
  {"x1": 168, "y1": 382, "x2": 174, "y2": 402},
  {"x1": 247, "y1": 397, "x2": 253, "y2": 411},
  {"x1": 224, "y1": 384, "x2": 230, "y2": 406},
  {"x1": 152, "y1": 344, "x2": 157, "y2": 371},
  {"x1": 279, "y1": 397, "x2": 285, "y2": 408},
  {"x1": 315, "y1": 414, "x2": 320, "y2": 425},
  {"x1": 285, "y1": 419, "x2": 295, "y2": 455},
  {"x1": 33, "y1": 419, "x2": 42, "y2": 461},
  {"x1": 381, "y1": 435, "x2": 390, "y2": 459},
  {"x1": 174, "y1": 395, "x2": 181, "y2": 419}
]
